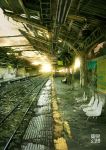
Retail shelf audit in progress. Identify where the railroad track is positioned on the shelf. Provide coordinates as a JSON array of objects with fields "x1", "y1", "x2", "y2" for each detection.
[
  {"x1": 0, "y1": 78, "x2": 44, "y2": 126},
  {"x1": 0, "y1": 75, "x2": 49, "y2": 150},
  {"x1": 0, "y1": 75, "x2": 45, "y2": 116}
]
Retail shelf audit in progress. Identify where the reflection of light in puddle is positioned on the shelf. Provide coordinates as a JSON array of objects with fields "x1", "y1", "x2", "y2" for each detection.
[
  {"x1": 23, "y1": 80, "x2": 53, "y2": 147},
  {"x1": 37, "y1": 80, "x2": 51, "y2": 106},
  {"x1": 35, "y1": 105, "x2": 51, "y2": 115}
]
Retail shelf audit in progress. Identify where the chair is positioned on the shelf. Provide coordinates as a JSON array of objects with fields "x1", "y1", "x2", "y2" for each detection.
[
  {"x1": 76, "y1": 92, "x2": 87, "y2": 103},
  {"x1": 83, "y1": 96, "x2": 99, "y2": 112},
  {"x1": 61, "y1": 78, "x2": 67, "y2": 83},
  {"x1": 80, "y1": 96, "x2": 95, "y2": 109},
  {"x1": 85, "y1": 100, "x2": 104, "y2": 117}
]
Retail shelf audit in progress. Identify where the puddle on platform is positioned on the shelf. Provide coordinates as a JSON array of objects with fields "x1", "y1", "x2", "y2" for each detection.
[{"x1": 21, "y1": 80, "x2": 54, "y2": 150}]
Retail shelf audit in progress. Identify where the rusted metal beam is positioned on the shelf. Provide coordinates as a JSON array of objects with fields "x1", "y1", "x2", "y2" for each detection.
[
  {"x1": 18, "y1": 0, "x2": 30, "y2": 19},
  {"x1": 65, "y1": 41, "x2": 80, "y2": 56},
  {"x1": 27, "y1": 35, "x2": 50, "y2": 45},
  {"x1": 33, "y1": 45, "x2": 49, "y2": 53},
  {"x1": 14, "y1": 49, "x2": 35, "y2": 51},
  {"x1": 0, "y1": 44, "x2": 32, "y2": 48},
  {"x1": 0, "y1": 35, "x2": 23, "y2": 38},
  {"x1": 67, "y1": 15, "x2": 86, "y2": 22},
  {"x1": 0, "y1": 44, "x2": 50, "y2": 53},
  {"x1": 19, "y1": 29, "x2": 50, "y2": 45},
  {"x1": 77, "y1": 27, "x2": 104, "y2": 51},
  {"x1": 4, "y1": 12, "x2": 47, "y2": 31}
]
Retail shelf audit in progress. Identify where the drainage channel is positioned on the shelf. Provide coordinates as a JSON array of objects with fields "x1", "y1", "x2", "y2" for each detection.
[{"x1": 21, "y1": 79, "x2": 54, "y2": 150}]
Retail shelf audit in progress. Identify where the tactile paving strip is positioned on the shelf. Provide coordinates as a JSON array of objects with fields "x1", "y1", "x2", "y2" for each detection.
[
  {"x1": 34, "y1": 105, "x2": 51, "y2": 115},
  {"x1": 37, "y1": 94, "x2": 51, "y2": 106},
  {"x1": 21, "y1": 80, "x2": 54, "y2": 150},
  {"x1": 22, "y1": 143, "x2": 50, "y2": 150},
  {"x1": 23, "y1": 115, "x2": 53, "y2": 139}
]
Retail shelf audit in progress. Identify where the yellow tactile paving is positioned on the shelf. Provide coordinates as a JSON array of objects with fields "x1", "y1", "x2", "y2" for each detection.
[{"x1": 51, "y1": 77, "x2": 71, "y2": 150}]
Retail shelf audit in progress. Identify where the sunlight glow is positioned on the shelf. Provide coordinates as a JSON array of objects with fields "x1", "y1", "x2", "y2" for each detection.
[
  {"x1": 74, "y1": 57, "x2": 80, "y2": 69},
  {"x1": 22, "y1": 51, "x2": 36, "y2": 57},
  {"x1": 58, "y1": 39, "x2": 62, "y2": 43},
  {"x1": 32, "y1": 61, "x2": 40, "y2": 66},
  {"x1": 40, "y1": 64, "x2": 52, "y2": 73}
]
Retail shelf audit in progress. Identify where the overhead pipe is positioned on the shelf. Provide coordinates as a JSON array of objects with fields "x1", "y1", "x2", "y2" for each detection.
[
  {"x1": 60, "y1": 0, "x2": 71, "y2": 24},
  {"x1": 56, "y1": 0, "x2": 82, "y2": 24},
  {"x1": 52, "y1": 0, "x2": 62, "y2": 52},
  {"x1": 54, "y1": 0, "x2": 76, "y2": 46},
  {"x1": 56, "y1": 0, "x2": 70, "y2": 24},
  {"x1": 57, "y1": 0, "x2": 63, "y2": 23},
  {"x1": 53, "y1": 0, "x2": 65, "y2": 48},
  {"x1": 53, "y1": 0, "x2": 84, "y2": 55},
  {"x1": 56, "y1": 0, "x2": 69, "y2": 24},
  {"x1": 18, "y1": 0, "x2": 30, "y2": 19},
  {"x1": 62, "y1": 0, "x2": 80, "y2": 24},
  {"x1": 59, "y1": 0, "x2": 85, "y2": 38},
  {"x1": 53, "y1": 0, "x2": 67, "y2": 45},
  {"x1": 56, "y1": 0, "x2": 62, "y2": 24}
]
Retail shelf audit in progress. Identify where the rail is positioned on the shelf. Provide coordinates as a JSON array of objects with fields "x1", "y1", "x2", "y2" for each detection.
[{"x1": 0, "y1": 76, "x2": 49, "y2": 150}]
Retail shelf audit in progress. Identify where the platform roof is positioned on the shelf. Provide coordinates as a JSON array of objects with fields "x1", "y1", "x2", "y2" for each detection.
[{"x1": 0, "y1": 0, "x2": 106, "y2": 67}]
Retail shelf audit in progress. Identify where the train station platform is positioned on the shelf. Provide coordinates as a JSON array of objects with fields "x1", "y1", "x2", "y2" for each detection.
[
  {"x1": 0, "y1": 76, "x2": 106, "y2": 150},
  {"x1": 54, "y1": 77, "x2": 106, "y2": 150}
]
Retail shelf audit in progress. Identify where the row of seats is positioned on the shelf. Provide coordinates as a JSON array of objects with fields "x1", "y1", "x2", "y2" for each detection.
[{"x1": 80, "y1": 94, "x2": 105, "y2": 118}]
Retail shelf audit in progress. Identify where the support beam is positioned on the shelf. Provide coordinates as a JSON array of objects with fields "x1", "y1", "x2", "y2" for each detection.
[
  {"x1": 27, "y1": 35, "x2": 50, "y2": 45},
  {"x1": 13, "y1": 47, "x2": 49, "y2": 53},
  {"x1": 0, "y1": 44, "x2": 50, "y2": 54},
  {"x1": 64, "y1": 41, "x2": 80, "y2": 56},
  {"x1": 78, "y1": 27, "x2": 104, "y2": 51},
  {"x1": 4, "y1": 12, "x2": 47, "y2": 31},
  {"x1": 79, "y1": 53, "x2": 87, "y2": 87},
  {"x1": 18, "y1": 0, "x2": 30, "y2": 19},
  {"x1": 0, "y1": 35, "x2": 23, "y2": 38},
  {"x1": 19, "y1": 30, "x2": 50, "y2": 46},
  {"x1": 67, "y1": 15, "x2": 86, "y2": 22},
  {"x1": 0, "y1": 44, "x2": 32, "y2": 48},
  {"x1": 14, "y1": 50, "x2": 35, "y2": 52}
]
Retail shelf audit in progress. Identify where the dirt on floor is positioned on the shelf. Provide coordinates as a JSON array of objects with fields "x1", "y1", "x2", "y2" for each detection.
[{"x1": 54, "y1": 77, "x2": 106, "y2": 150}]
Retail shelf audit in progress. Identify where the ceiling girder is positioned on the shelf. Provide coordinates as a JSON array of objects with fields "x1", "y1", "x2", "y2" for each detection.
[
  {"x1": 4, "y1": 11, "x2": 47, "y2": 31},
  {"x1": 0, "y1": 35, "x2": 23, "y2": 38},
  {"x1": 18, "y1": 0, "x2": 30, "y2": 19},
  {"x1": 77, "y1": 27, "x2": 104, "y2": 51},
  {"x1": 0, "y1": 44, "x2": 32, "y2": 48}
]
